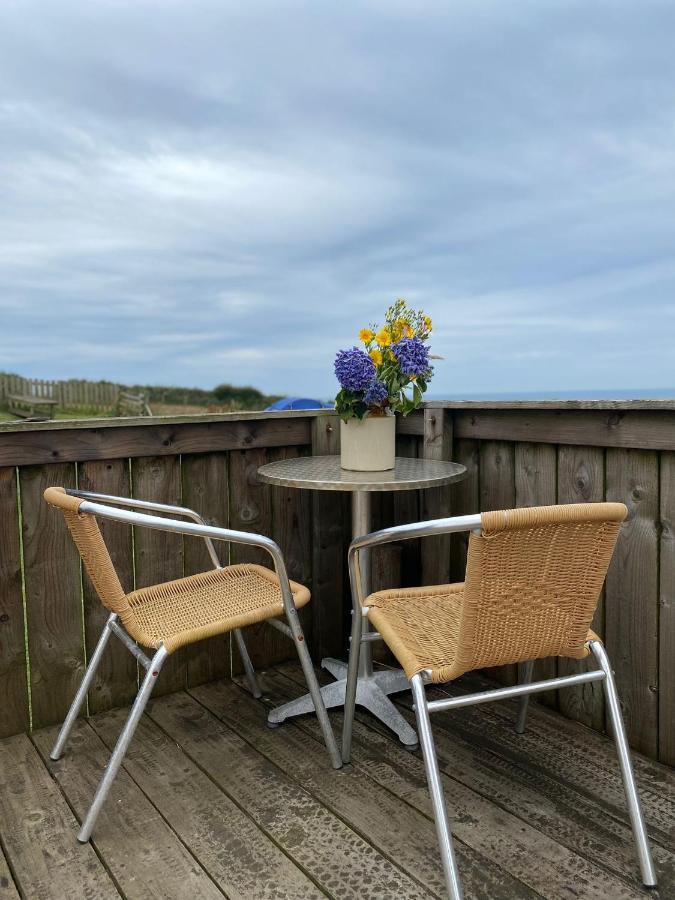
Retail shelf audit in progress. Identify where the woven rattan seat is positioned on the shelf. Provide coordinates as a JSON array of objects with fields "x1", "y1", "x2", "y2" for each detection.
[
  {"x1": 366, "y1": 502, "x2": 626, "y2": 684},
  {"x1": 127, "y1": 564, "x2": 310, "y2": 653},
  {"x1": 367, "y1": 583, "x2": 599, "y2": 684}
]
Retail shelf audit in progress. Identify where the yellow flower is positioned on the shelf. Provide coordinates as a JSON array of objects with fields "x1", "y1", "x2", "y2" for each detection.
[
  {"x1": 401, "y1": 323, "x2": 414, "y2": 338},
  {"x1": 369, "y1": 348, "x2": 383, "y2": 366},
  {"x1": 376, "y1": 328, "x2": 392, "y2": 347},
  {"x1": 423, "y1": 315, "x2": 433, "y2": 332},
  {"x1": 359, "y1": 328, "x2": 374, "y2": 344}
]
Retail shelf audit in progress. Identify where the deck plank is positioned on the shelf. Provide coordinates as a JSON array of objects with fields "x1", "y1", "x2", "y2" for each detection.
[
  {"x1": 148, "y1": 689, "x2": 436, "y2": 900},
  {"x1": 89, "y1": 705, "x2": 325, "y2": 900},
  {"x1": 31, "y1": 721, "x2": 224, "y2": 900},
  {"x1": 271, "y1": 666, "x2": 661, "y2": 899},
  {"x1": 0, "y1": 733, "x2": 119, "y2": 900},
  {"x1": 432, "y1": 672, "x2": 675, "y2": 845},
  {"x1": 0, "y1": 845, "x2": 19, "y2": 899},
  {"x1": 274, "y1": 665, "x2": 675, "y2": 889},
  {"x1": 190, "y1": 679, "x2": 535, "y2": 900}
]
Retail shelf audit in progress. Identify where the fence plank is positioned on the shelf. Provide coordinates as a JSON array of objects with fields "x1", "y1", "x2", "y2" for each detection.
[
  {"x1": 556, "y1": 446, "x2": 607, "y2": 732},
  {"x1": 310, "y1": 417, "x2": 347, "y2": 660},
  {"x1": 480, "y1": 441, "x2": 517, "y2": 685},
  {"x1": 271, "y1": 445, "x2": 313, "y2": 650},
  {"x1": 228, "y1": 447, "x2": 286, "y2": 670},
  {"x1": 449, "y1": 438, "x2": 480, "y2": 582},
  {"x1": 182, "y1": 452, "x2": 231, "y2": 687},
  {"x1": 455, "y1": 409, "x2": 675, "y2": 451},
  {"x1": 659, "y1": 451, "x2": 675, "y2": 765},
  {"x1": 20, "y1": 463, "x2": 83, "y2": 729},
  {"x1": 131, "y1": 455, "x2": 186, "y2": 695},
  {"x1": 605, "y1": 449, "x2": 659, "y2": 756},
  {"x1": 78, "y1": 458, "x2": 137, "y2": 713},
  {"x1": 0, "y1": 417, "x2": 313, "y2": 467},
  {"x1": 514, "y1": 443, "x2": 558, "y2": 707},
  {"x1": 0, "y1": 468, "x2": 29, "y2": 737},
  {"x1": 421, "y1": 408, "x2": 453, "y2": 585}
]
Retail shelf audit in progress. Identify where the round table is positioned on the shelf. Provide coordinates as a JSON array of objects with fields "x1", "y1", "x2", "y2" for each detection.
[{"x1": 257, "y1": 454, "x2": 467, "y2": 747}]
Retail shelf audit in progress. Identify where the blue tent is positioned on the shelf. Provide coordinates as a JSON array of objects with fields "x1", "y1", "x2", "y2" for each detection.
[{"x1": 266, "y1": 397, "x2": 332, "y2": 411}]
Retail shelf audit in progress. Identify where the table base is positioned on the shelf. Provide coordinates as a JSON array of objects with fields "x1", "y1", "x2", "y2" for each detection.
[{"x1": 267, "y1": 657, "x2": 419, "y2": 748}]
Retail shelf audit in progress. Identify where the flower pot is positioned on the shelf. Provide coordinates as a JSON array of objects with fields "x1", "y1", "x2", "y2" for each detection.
[{"x1": 340, "y1": 415, "x2": 396, "y2": 471}]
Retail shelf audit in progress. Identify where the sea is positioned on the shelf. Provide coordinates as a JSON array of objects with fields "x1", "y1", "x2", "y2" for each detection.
[{"x1": 424, "y1": 388, "x2": 675, "y2": 401}]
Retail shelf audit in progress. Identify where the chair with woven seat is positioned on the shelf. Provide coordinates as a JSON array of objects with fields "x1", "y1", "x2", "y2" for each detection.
[
  {"x1": 44, "y1": 486, "x2": 341, "y2": 842},
  {"x1": 342, "y1": 503, "x2": 657, "y2": 899}
]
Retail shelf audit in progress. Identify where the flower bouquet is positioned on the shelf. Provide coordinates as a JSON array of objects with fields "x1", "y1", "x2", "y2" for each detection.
[{"x1": 334, "y1": 299, "x2": 434, "y2": 470}]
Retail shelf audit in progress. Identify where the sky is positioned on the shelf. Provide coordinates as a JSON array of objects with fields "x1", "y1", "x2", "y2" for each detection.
[{"x1": 1, "y1": 0, "x2": 674, "y2": 398}]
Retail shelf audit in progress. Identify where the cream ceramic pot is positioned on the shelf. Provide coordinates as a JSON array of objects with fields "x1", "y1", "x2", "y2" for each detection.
[{"x1": 340, "y1": 415, "x2": 396, "y2": 471}]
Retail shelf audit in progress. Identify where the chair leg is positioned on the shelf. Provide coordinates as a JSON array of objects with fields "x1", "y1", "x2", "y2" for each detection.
[
  {"x1": 341, "y1": 608, "x2": 363, "y2": 764},
  {"x1": 77, "y1": 645, "x2": 168, "y2": 843},
  {"x1": 51, "y1": 613, "x2": 117, "y2": 761},
  {"x1": 233, "y1": 628, "x2": 262, "y2": 698},
  {"x1": 411, "y1": 674, "x2": 464, "y2": 900},
  {"x1": 289, "y1": 617, "x2": 342, "y2": 770},
  {"x1": 589, "y1": 641, "x2": 657, "y2": 888},
  {"x1": 514, "y1": 659, "x2": 535, "y2": 734}
]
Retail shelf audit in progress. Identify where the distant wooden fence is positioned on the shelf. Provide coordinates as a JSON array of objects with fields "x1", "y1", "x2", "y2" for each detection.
[
  {"x1": 0, "y1": 375, "x2": 119, "y2": 410},
  {"x1": 0, "y1": 402, "x2": 672, "y2": 767}
]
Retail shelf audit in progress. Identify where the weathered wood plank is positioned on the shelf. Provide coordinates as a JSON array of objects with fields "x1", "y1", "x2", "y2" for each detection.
[
  {"x1": 428, "y1": 672, "x2": 675, "y2": 848},
  {"x1": 131, "y1": 456, "x2": 186, "y2": 696},
  {"x1": 0, "y1": 733, "x2": 119, "y2": 899},
  {"x1": 150, "y1": 690, "x2": 437, "y2": 900},
  {"x1": 479, "y1": 441, "x2": 517, "y2": 685},
  {"x1": 0, "y1": 468, "x2": 29, "y2": 738},
  {"x1": 272, "y1": 445, "x2": 313, "y2": 648},
  {"x1": 449, "y1": 438, "x2": 479, "y2": 582},
  {"x1": 556, "y1": 446, "x2": 606, "y2": 731},
  {"x1": 605, "y1": 449, "x2": 659, "y2": 756},
  {"x1": 454, "y1": 409, "x2": 675, "y2": 451},
  {"x1": 21, "y1": 463, "x2": 84, "y2": 729},
  {"x1": 0, "y1": 843, "x2": 19, "y2": 899},
  {"x1": 659, "y1": 451, "x2": 675, "y2": 766},
  {"x1": 514, "y1": 443, "x2": 558, "y2": 707},
  {"x1": 193, "y1": 677, "x2": 537, "y2": 900},
  {"x1": 421, "y1": 408, "x2": 453, "y2": 585},
  {"x1": 310, "y1": 416, "x2": 347, "y2": 660},
  {"x1": 0, "y1": 417, "x2": 312, "y2": 467},
  {"x1": 31, "y1": 723, "x2": 221, "y2": 900},
  {"x1": 272, "y1": 665, "x2": 652, "y2": 899},
  {"x1": 228, "y1": 448, "x2": 284, "y2": 671},
  {"x1": 90, "y1": 706, "x2": 323, "y2": 899},
  {"x1": 392, "y1": 433, "x2": 422, "y2": 588},
  {"x1": 181, "y1": 452, "x2": 231, "y2": 686},
  {"x1": 78, "y1": 459, "x2": 138, "y2": 714}
]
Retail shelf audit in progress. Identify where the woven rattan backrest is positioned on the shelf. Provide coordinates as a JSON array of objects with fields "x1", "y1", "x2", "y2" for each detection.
[
  {"x1": 452, "y1": 503, "x2": 627, "y2": 674},
  {"x1": 44, "y1": 488, "x2": 133, "y2": 624}
]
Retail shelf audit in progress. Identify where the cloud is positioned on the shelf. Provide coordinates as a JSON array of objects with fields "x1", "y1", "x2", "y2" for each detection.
[{"x1": 0, "y1": 0, "x2": 674, "y2": 396}]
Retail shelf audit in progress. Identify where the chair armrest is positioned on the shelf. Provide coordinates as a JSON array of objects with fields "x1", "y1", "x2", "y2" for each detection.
[
  {"x1": 69, "y1": 489, "x2": 222, "y2": 568},
  {"x1": 348, "y1": 513, "x2": 482, "y2": 610},
  {"x1": 78, "y1": 499, "x2": 299, "y2": 619}
]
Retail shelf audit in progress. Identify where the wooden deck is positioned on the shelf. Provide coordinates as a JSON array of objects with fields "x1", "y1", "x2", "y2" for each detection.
[{"x1": 0, "y1": 663, "x2": 672, "y2": 900}]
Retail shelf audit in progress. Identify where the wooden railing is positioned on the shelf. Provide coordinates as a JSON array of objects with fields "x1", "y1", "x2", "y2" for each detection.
[{"x1": 0, "y1": 402, "x2": 672, "y2": 767}]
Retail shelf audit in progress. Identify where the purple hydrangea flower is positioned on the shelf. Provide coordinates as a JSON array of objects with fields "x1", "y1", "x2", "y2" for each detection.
[
  {"x1": 364, "y1": 379, "x2": 388, "y2": 406},
  {"x1": 391, "y1": 336, "x2": 430, "y2": 377},
  {"x1": 334, "y1": 347, "x2": 376, "y2": 391}
]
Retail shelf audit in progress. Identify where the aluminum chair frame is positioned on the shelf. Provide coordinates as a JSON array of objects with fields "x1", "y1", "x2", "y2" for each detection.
[
  {"x1": 49, "y1": 489, "x2": 342, "y2": 843},
  {"x1": 342, "y1": 513, "x2": 657, "y2": 899}
]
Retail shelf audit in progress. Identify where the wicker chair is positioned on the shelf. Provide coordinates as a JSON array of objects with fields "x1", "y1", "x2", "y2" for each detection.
[
  {"x1": 342, "y1": 503, "x2": 657, "y2": 899},
  {"x1": 44, "y1": 487, "x2": 341, "y2": 842}
]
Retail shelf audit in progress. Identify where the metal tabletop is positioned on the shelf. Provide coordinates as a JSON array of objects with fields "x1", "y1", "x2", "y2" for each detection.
[{"x1": 257, "y1": 454, "x2": 466, "y2": 492}]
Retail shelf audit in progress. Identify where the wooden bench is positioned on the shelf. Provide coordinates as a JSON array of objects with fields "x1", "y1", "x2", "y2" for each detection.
[{"x1": 7, "y1": 394, "x2": 58, "y2": 421}]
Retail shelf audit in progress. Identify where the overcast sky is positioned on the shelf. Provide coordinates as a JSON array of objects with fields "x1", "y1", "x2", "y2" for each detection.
[{"x1": 1, "y1": 1, "x2": 674, "y2": 397}]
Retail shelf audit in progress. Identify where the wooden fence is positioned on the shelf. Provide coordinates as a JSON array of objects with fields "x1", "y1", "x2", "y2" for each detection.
[
  {"x1": 0, "y1": 402, "x2": 672, "y2": 767},
  {"x1": 0, "y1": 375, "x2": 119, "y2": 410}
]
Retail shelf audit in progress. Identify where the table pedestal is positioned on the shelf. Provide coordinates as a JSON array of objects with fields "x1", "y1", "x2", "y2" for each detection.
[{"x1": 267, "y1": 490, "x2": 419, "y2": 748}]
